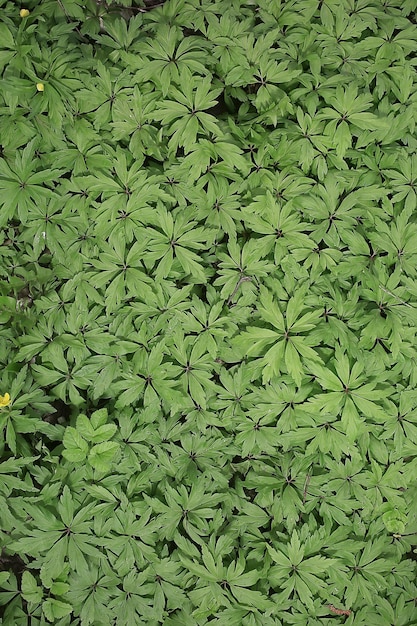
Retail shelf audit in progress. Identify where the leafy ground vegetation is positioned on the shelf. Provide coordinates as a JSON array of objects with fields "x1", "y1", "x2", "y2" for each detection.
[{"x1": 1, "y1": 0, "x2": 417, "y2": 623}]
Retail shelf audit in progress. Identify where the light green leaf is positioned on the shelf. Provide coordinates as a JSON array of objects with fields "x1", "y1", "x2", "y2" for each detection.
[
  {"x1": 43, "y1": 598, "x2": 73, "y2": 622},
  {"x1": 88, "y1": 441, "x2": 119, "y2": 471},
  {"x1": 75, "y1": 414, "x2": 95, "y2": 441},
  {"x1": 62, "y1": 427, "x2": 89, "y2": 463},
  {"x1": 90, "y1": 408, "x2": 109, "y2": 429},
  {"x1": 21, "y1": 571, "x2": 43, "y2": 604},
  {"x1": 89, "y1": 423, "x2": 117, "y2": 443}
]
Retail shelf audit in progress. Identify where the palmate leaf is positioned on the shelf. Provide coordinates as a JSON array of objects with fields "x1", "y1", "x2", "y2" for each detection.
[
  {"x1": 235, "y1": 414, "x2": 283, "y2": 456},
  {"x1": 267, "y1": 531, "x2": 339, "y2": 610},
  {"x1": 76, "y1": 61, "x2": 133, "y2": 130},
  {"x1": 110, "y1": 88, "x2": 162, "y2": 160},
  {"x1": 3, "y1": 1, "x2": 417, "y2": 624},
  {"x1": 96, "y1": 11, "x2": 145, "y2": 56},
  {"x1": 125, "y1": 24, "x2": 210, "y2": 96},
  {"x1": 0, "y1": 143, "x2": 61, "y2": 225},
  {"x1": 233, "y1": 286, "x2": 323, "y2": 384},
  {"x1": 144, "y1": 208, "x2": 215, "y2": 283},
  {"x1": 154, "y1": 68, "x2": 223, "y2": 152},
  {"x1": 306, "y1": 349, "x2": 392, "y2": 440}
]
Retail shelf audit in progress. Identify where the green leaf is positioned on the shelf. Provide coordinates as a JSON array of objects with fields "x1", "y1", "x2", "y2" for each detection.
[
  {"x1": 58, "y1": 485, "x2": 74, "y2": 526},
  {"x1": 21, "y1": 571, "x2": 43, "y2": 605},
  {"x1": 88, "y1": 441, "x2": 119, "y2": 472},
  {"x1": 62, "y1": 427, "x2": 89, "y2": 463},
  {"x1": 333, "y1": 120, "x2": 351, "y2": 158},
  {"x1": 89, "y1": 423, "x2": 117, "y2": 444},
  {"x1": 0, "y1": 24, "x2": 15, "y2": 50},
  {"x1": 90, "y1": 408, "x2": 109, "y2": 429},
  {"x1": 75, "y1": 414, "x2": 95, "y2": 441},
  {"x1": 42, "y1": 598, "x2": 73, "y2": 622},
  {"x1": 50, "y1": 581, "x2": 70, "y2": 595},
  {"x1": 382, "y1": 509, "x2": 408, "y2": 534},
  {"x1": 285, "y1": 341, "x2": 303, "y2": 387}
]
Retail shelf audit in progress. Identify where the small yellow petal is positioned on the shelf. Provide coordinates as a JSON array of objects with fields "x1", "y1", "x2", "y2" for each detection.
[
  {"x1": 0, "y1": 393, "x2": 11, "y2": 407},
  {"x1": 20, "y1": 8, "x2": 30, "y2": 17},
  {"x1": 36, "y1": 83, "x2": 44, "y2": 92}
]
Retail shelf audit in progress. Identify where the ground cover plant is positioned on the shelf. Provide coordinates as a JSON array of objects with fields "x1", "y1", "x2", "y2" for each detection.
[{"x1": 1, "y1": 0, "x2": 417, "y2": 623}]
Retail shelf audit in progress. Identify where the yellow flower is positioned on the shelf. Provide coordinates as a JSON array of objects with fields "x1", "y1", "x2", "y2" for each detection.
[
  {"x1": 20, "y1": 8, "x2": 30, "y2": 17},
  {"x1": 0, "y1": 393, "x2": 11, "y2": 407},
  {"x1": 36, "y1": 83, "x2": 44, "y2": 92}
]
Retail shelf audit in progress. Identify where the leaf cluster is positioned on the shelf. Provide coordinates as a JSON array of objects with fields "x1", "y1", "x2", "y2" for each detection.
[{"x1": 1, "y1": 0, "x2": 417, "y2": 624}]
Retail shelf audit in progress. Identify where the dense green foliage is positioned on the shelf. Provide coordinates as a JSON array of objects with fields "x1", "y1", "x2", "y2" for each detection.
[{"x1": 1, "y1": 0, "x2": 417, "y2": 623}]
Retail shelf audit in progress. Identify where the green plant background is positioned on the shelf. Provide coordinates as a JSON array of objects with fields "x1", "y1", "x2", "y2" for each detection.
[{"x1": 1, "y1": 0, "x2": 417, "y2": 624}]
